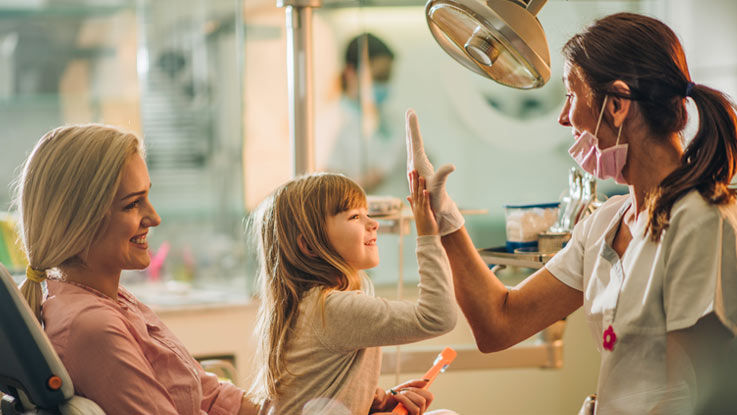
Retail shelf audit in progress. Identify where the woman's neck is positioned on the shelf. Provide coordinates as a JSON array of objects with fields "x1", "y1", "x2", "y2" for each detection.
[
  {"x1": 625, "y1": 133, "x2": 683, "y2": 215},
  {"x1": 59, "y1": 264, "x2": 121, "y2": 300}
]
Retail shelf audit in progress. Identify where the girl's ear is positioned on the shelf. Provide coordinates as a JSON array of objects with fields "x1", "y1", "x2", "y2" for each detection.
[
  {"x1": 608, "y1": 80, "x2": 632, "y2": 128},
  {"x1": 297, "y1": 234, "x2": 318, "y2": 258}
]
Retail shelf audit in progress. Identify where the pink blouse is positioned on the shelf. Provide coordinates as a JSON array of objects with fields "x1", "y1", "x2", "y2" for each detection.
[{"x1": 42, "y1": 279, "x2": 244, "y2": 415}]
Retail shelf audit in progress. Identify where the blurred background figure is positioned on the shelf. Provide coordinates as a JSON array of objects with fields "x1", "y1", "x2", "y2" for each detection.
[{"x1": 319, "y1": 32, "x2": 404, "y2": 194}]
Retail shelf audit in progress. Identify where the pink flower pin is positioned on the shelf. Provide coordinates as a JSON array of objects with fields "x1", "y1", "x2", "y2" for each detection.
[{"x1": 602, "y1": 325, "x2": 617, "y2": 351}]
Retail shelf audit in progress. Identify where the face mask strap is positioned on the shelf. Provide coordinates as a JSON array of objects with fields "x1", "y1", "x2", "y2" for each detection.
[
  {"x1": 593, "y1": 95, "x2": 608, "y2": 138},
  {"x1": 615, "y1": 123, "x2": 624, "y2": 146}
]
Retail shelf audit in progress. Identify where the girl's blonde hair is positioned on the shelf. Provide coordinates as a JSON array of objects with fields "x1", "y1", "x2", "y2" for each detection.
[
  {"x1": 14, "y1": 124, "x2": 144, "y2": 320},
  {"x1": 249, "y1": 172, "x2": 367, "y2": 402}
]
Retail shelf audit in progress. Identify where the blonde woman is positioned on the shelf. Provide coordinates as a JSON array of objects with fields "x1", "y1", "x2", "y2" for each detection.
[
  {"x1": 16, "y1": 125, "x2": 258, "y2": 415},
  {"x1": 250, "y1": 172, "x2": 457, "y2": 415}
]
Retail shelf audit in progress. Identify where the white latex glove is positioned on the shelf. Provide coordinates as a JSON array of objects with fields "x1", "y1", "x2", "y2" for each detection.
[{"x1": 405, "y1": 108, "x2": 464, "y2": 236}]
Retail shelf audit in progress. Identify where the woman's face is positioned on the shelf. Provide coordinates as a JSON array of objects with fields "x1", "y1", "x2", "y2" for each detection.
[
  {"x1": 558, "y1": 62, "x2": 616, "y2": 148},
  {"x1": 86, "y1": 153, "x2": 161, "y2": 274}
]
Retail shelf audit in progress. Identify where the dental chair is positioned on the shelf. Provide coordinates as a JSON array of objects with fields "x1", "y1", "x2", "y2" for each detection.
[{"x1": 0, "y1": 263, "x2": 104, "y2": 415}]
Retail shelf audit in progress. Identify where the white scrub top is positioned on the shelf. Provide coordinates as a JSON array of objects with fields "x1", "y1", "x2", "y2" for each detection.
[
  {"x1": 546, "y1": 190, "x2": 737, "y2": 414},
  {"x1": 318, "y1": 97, "x2": 404, "y2": 186}
]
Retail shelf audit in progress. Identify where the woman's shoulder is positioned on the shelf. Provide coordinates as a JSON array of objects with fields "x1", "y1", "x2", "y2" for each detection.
[
  {"x1": 577, "y1": 193, "x2": 630, "y2": 233},
  {"x1": 596, "y1": 193, "x2": 630, "y2": 214},
  {"x1": 46, "y1": 280, "x2": 123, "y2": 313},
  {"x1": 44, "y1": 281, "x2": 132, "y2": 340},
  {"x1": 668, "y1": 190, "x2": 722, "y2": 229}
]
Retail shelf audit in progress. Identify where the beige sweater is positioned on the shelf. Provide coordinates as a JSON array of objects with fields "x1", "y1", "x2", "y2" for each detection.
[{"x1": 261, "y1": 235, "x2": 457, "y2": 415}]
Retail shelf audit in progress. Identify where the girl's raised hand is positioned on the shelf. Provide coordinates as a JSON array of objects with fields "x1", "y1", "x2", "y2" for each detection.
[{"x1": 407, "y1": 170, "x2": 439, "y2": 236}]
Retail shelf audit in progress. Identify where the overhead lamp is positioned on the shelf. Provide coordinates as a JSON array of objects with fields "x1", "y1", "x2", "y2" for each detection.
[{"x1": 426, "y1": 0, "x2": 550, "y2": 89}]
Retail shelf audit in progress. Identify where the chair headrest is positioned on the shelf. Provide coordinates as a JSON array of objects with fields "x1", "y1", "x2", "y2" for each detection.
[{"x1": 0, "y1": 263, "x2": 74, "y2": 409}]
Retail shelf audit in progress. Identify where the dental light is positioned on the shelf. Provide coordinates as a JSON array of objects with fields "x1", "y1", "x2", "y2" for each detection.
[{"x1": 426, "y1": 0, "x2": 550, "y2": 89}]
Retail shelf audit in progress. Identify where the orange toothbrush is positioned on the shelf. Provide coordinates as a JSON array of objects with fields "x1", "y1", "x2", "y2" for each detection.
[{"x1": 391, "y1": 347, "x2": 457, "y2": 415}]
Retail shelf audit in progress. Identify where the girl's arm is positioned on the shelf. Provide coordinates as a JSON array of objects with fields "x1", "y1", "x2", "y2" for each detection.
[
  {"x1": 441, "y1": 227, "x2": 582, "y2": 352},
  {"x1": 316, "y1": 237, "x2": 456, "y2": 350},
  {"x1": 314, "y1": 174, "x2": 456, "y2": 350}
]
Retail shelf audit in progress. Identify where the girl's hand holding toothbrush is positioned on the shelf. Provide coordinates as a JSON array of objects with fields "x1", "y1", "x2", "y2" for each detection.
[{"x1": 370, "y1": 379, "x2": 434, "y2": 415}]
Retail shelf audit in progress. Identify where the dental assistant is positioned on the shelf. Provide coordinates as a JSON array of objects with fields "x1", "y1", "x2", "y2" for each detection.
[{"x1": 406, "y1": 12, "x2": 737, "y2": 414}]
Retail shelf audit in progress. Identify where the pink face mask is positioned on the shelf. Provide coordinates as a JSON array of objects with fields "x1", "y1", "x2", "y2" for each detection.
[{"x1": 567, "y1": 95, "x2": 628, "y2": 184}]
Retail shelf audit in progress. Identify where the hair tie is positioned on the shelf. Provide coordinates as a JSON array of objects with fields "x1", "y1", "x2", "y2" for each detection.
[
  {"x1": 684, "y1": 82, "x2": 695, "y2": 97},
  {"x1": 26, "y1": 265, "x2": 46, "y2": 283}
]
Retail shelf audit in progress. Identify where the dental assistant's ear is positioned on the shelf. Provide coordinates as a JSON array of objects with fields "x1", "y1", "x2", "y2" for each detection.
[
  {"x1": 297, "y1": 234, "x2": 318, "y2": 258},
  {"x1": 607, "y1": 80, "x2": 632, "y2": 128}
]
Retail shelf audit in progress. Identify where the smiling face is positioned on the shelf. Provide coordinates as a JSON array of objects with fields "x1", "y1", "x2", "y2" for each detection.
[
  {"x1": 559, "y1": 62, "x2": 600, "y2": 139},
  {"x1": 559, "y1": 62, "x2": 624, "y2": 150},
  {"x1": 325, "y1": 206, "x2": 379, "y2": 272},
  {"x1": 85, "y1": 153, "x2": 161, "y2": 274}
]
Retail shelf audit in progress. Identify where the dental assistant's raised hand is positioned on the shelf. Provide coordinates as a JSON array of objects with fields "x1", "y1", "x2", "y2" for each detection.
[
  {"x1": 405, "y1": 109, "x2": 464, "y2": 236},
  {"x1": 407, "y1": 170, "x2": 439, "y2": 236}
]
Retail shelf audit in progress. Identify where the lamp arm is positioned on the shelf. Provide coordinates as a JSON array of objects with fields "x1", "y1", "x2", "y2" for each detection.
[{"x1": 524, "y1": 0, "x2": 547, "y2": 16}]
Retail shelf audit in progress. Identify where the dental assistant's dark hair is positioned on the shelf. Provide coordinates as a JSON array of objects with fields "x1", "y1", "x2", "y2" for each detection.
[
  {"x1": 344, "y1": 32, "x2": 395, "y2": 69},
  {"x1": 563, "y1": 12, "x2": 737, "y2": 241},
  {"x1": 341, "y1": 33, "x2": 395, "y2": 92}
]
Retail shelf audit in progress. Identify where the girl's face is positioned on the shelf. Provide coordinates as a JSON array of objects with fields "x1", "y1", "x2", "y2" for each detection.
[
  {"x1": 326, "y1": 206, "x2": 380, "y2": 272},
  {"x1": 86, "y1": 153, "x2": 161, "y2": 274}
]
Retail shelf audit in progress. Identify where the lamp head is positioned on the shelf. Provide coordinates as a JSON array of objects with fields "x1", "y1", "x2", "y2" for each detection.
[{"x1": 426, "y1": 0, "x2": 550, "y2": 89}]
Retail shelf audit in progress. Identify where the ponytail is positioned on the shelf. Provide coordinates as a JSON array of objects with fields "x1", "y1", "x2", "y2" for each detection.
[
  {"x1": 20, "y1": 265, "x2": 46, "y2": 320},
  {"x1": 646, "y1": 83, "x2": 737, "y2": 241}
]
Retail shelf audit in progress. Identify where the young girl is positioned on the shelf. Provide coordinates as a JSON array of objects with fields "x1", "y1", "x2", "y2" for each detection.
[{"x1": 250, "y1": 172, "x2": 457, "y2": 415}]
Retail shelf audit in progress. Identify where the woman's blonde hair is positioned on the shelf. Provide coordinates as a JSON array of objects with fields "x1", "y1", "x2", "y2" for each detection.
[
  {"x1": 14, "y1": 124, "x2": 144, "y2": 319},
  {"x1": 249, "y1": 172, "x2": 367, "y2": 402}
]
